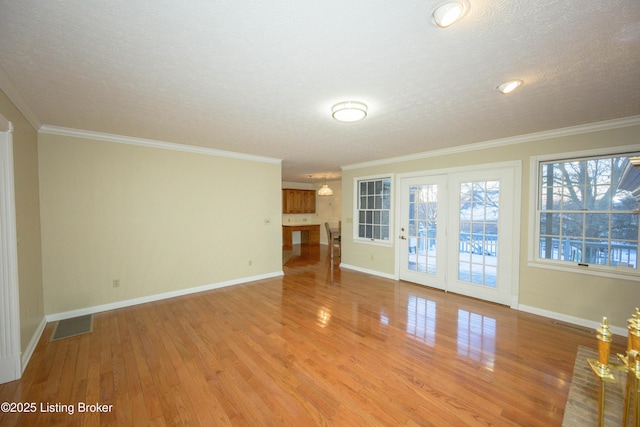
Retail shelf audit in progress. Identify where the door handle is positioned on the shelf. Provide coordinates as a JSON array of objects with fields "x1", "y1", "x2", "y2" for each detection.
[{"x1": 400, "y1": 236, "x2": 406, "y2": 240}]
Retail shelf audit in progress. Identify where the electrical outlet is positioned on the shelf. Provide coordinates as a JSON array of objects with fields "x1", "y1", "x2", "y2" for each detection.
[
  {"x1": 248, "y1": 260, "x2": 252, "y2": 266},
  {"x1": 112, "y1": 279, "x2": 120, "y2": 288}
]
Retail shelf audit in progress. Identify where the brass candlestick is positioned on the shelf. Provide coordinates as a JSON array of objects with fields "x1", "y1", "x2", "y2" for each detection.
[
  {"x1": 619, "y1": 308, "x2": 640, "y2": 370},
  {"x1": 618, "y1": 350, "x2": 639, "y2": 427},
  {"x1": 588, "y1": 316, "x2": 617, "y2": 427},
  {"x1": 588, "y1": 317, "x2": 616, "y2": 380},
  {"x1": 622, "y1": 350, "x2": 640, "y2": 427},
  {"x1": 620, "y1": 308, "x2": 640, "y2": 427},
  {"x1": 629, "y1": 308, "x2": 640, "y2": 353},
  {"x1": 634, "y1": 356, "x2": 640, "y2": 427}
]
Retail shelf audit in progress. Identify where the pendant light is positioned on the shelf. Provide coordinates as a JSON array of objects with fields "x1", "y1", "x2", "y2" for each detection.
[{"x1": 318, "y1": 184, "x2": 333, "y2": 196}]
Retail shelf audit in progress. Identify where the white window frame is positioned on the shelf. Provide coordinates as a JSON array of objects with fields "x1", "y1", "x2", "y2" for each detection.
[
  {"x1": 528, "y1": 145, "x2": 640, "y2": 281},
  {"x1": 353, "y1": 174, "x2": 394, "y2": 246}
]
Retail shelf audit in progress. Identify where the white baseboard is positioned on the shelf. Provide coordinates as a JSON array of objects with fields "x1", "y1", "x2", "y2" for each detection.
[
  {"x1": 339, "y1": 263, "x2": 396, "y2": 280},
  {"x1": 45, "y1": 271, "x2": 284, "y2": 322},
  {"x1": 518, "y1": 304, "x2": 627, "y2": 337},
  {"x1": 21, "y1": 316, "x2": 47, "y2": 373}
]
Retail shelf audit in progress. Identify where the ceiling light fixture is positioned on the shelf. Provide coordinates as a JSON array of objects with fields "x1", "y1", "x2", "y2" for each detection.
[
  {"x1": 432, "y1": 1, "x2": 469, "y2": 28},
  {"x1": 309, "y1": 175, "x2": 334, "y2": 196},
  {"x1": 318, "y1": 184, "x2": 333, "y2": 196},
  {"x1": 331, "y1": 101, "x2": 367, "y2": 122},
  {"x1": 495, "y1": 79, "x2": 524, "y2": 94}
]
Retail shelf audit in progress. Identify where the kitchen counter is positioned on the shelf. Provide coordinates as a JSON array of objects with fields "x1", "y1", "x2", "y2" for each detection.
[{"x1": 283, "y1": 224, "x2": 320, "y2": 249}]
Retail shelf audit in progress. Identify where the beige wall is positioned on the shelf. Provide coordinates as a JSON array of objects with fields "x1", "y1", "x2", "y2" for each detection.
[
  {"x1": 39, "y1": 133, "x2": 282, "y2": 315},
  {"x1": 282, "y1": 180, "x2": 342, "y2": 245},
  {"x1": 0, "y1": 89, "x2": 45, "y2": 353},
  {"x1": 341, "y1": 123, "x2": 640, "y2": 331}
]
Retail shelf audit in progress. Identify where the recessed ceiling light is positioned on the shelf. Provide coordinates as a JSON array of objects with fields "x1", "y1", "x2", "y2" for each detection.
[
  {"x1": 432, "y1": 1, "x2": 470, "y2": 28},
  {"x1": 331, "y1": 101, "x2": 368, "y2": 122},
  {"x1": 496, "y1": 80, "x2": 523, "y2": 94}
]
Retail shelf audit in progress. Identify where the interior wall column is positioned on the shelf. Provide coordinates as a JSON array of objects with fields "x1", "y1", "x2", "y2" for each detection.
[{"x1": 0, "y1": 114, "x2": 21, "y2": 384}]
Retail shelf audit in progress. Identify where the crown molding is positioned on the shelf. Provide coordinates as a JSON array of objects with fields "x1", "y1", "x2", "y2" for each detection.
[
  {"x1": 342, "y1": 115, "x2": 640, "y2": 171},
  {"x1": 0, "y1": 65, "x2": 42, "y2": 131},
  {"x1": 39, "y1": 125, "x2": 282, "y2": 165}
]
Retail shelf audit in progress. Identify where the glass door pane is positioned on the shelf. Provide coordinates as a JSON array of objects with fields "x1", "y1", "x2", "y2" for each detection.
[
  {"x1": 447, "y1": 166, "x2": 518, "y2": 306},
  {"x1": 407, "y1": 184, "x2": 438, "y2": 274},
  {"x1": 399, "y1": 176, "x2": 447, "y2": 290},
  {"x1": 457, "y1": 180, "x2": 499, "y2": 287}
]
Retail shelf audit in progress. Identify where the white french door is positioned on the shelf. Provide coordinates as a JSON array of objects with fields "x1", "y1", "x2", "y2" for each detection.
[
  {"x1": 446, "y1": 168, "x2": 517, "y2": 305},
  {"x1": 399, "y1": 175, "x2": 447, "y2": 290},
  {"x1": 399, "y1": 164, "x2": 520, "y2": 306}
]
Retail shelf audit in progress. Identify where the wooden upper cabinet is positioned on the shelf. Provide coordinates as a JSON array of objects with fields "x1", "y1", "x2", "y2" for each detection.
[
  {"x1": 282, "y1": 189, "x2": 316, "y2": 214},
  {"x1": 304, "y1": 190, "x2": 316, "y2": 213}
]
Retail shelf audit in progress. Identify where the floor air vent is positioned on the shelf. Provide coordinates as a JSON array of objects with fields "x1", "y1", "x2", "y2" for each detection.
[{"x1": 51, "y1": 314, "x2": 93, "y2": 341}]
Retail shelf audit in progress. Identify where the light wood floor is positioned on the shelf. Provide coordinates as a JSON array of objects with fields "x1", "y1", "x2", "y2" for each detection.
[{"x1": 0, "y1": 245, "x2": 626, "y2": 426}]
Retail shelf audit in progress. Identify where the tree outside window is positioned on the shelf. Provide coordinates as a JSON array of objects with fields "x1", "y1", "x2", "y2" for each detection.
[{"x1": 538, "y1": 155, "x2": 639, "y2": 269}]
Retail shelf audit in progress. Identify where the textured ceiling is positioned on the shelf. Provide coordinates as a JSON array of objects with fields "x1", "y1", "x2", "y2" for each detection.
[{"x1": 0, "y1": 0, "x2": 639, "y2": 181}]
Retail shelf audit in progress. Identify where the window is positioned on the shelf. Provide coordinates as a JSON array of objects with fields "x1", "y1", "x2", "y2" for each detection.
[
  {"x1": 534, "y1": 151, "x2": 640, "y2": 277},
  {"x1": 355, "y1": 175, "x2": 392, "y2": 243}
]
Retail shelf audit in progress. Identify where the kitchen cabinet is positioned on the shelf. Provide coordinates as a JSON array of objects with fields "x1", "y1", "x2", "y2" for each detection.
[{"x1": 282, "y1": 189, "x2": 316, "y2": 214}]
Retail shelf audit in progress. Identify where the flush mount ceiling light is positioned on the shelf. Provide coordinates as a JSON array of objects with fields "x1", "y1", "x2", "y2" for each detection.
[
  {"x1": 432, "y1": 1, "x2": 470, "y2": 28},
  {"x1": 495, "y1": 79, "x2": 524, "y2": 94},
  {"x1": 331, "y1": 101, "x2": 368, "y2": 122}
]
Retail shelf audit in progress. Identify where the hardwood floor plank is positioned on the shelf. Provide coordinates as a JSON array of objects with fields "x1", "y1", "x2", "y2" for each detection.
[{"x1": 0, "y1": 244, "x2": 627, "y2": 426}]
